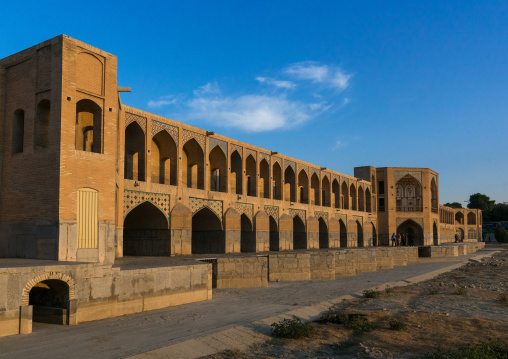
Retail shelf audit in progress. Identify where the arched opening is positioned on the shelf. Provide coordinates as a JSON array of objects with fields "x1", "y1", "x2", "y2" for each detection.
[
  {"x1": 468, "y1": 228, "x2": 477, "y2": 240},
  {"x1": 318, "y1": 218, "x2": 328, "y2": 249},
  {"x1": 431, "y1": 179, "x2": 438, "y2": 212},
  {"x1": 297, "y1": 170, "x2": 308, "y2": 204},
  {"x1": 467, "y1": 212, "x2": 476, "y2": 225},
  {"x1": 269, "y1": 217, "x2": 279, "y2": 251},
  {"x1": 182, "y1": 139, "x2": 204, "y2": 189},
  {"x1": 433, "y1": 222, "x2": 438, "y2": 245},
  {"x1": 192, "y1": 207, "x2": 224, "y2": 254},
  {"x1": 397, "y1": 219, "x2": 424, "y2": 246},
  {"x1": 260, "y1": 159, "x2": 270, "y2": 198},
  {"x1": 339, "y1": 219, "x2": 347, "y2": 247},
  {"x1": 350, "y1": 184, "x2": 357, "y2": 211},
  {"x1": 322, "y1": 176, "x2": 330, "y2": 207},
  {"x1": 357, "y1": 221, "x2": 364, "y2": 247},
  {"x1": 125, "y1": 122, "x2": 146, "y2": 181},
  {"x1": 273, "y1": 162, "x2": 282, "y2": 200},
  {"x1": 293, "y1": 216, "x2": 307, "y2": 250},
  {"x1": 358, "y1": 187, "x2": 365, "y2": 211},
  {"x1": 209, "y1": 146, "x2": 227, "y2": 192},
  {"x1": 123, "y1": 202, "x2": 170, "y2": 256},
  {"x1": 341, "y1": 182, "x2": 349, "y2": 209},
  {"x1": 455, "y1": 212, "x2": 464, "y2": 225},
  {"x1": 151, "y1": 130, "x2": 177, "y2": 185},
  {"x1": 311, "y1": 173, "x2": 320, "y2": 205},
  {"x1": 240, "y1": 214, "x2": 255, "y2": 252},
  {"x1": 12, "y1": 109, "x2": 24, "y2": 154},
  {"x1": 230, "y1": 150, "x2": 242, "y2": 195},
  {"x1": 332, "y1": 179, "x2": 340, "y2": 208},
  {"x1": 396, "y1": 174, "x2": 422, "y2": 212},
  {"x1": 456, "y1": 228, "x2": 464, "y2": 242},
  {"x1": 284, "y1": 166, "x2": 296, "y2": 202},
  {"x1": 29, "y1": 280, "x2": 69, "y2": 325},
  {"x1": 246, "y1": 155, "x2": 257, "y2": 196},
  {"x1": 35, "y1": 99, "x2": 50, "y2": 149},
  {"x1": 372, "y1": 223, "x2": 377, "y2": 246},
  {"x1": 366, "y1": 188, "x2": 372, "y2": 212},
  {"x1": 75, "y1": 99, "x2": 102, "y2": 153}
]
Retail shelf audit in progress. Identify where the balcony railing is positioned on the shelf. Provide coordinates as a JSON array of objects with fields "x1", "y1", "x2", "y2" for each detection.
[{"x1": 396, "y1": 205, "x2": 423, "y2": 212}]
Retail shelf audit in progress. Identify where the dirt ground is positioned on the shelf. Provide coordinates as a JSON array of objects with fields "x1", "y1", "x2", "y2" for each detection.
[{"x1": 204, "y1": 247, "x2": 508, "y2": 358}]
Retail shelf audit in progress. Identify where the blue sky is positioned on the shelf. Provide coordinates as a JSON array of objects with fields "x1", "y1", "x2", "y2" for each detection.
[{"x1": 2, "y1": 1, "x2": 507, "y2": 204}]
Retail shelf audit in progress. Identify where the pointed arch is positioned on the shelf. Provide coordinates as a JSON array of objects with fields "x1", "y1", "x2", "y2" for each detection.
[
  {"x1": 209, "y1": 145, "x2": 227, "y2": 192},
  {"x1": 318, "y1": 217, "x2": 328, "y2": 249},
  {"x1": 269, "y1": 216, "x2": 279, "y2": 251},
  {"x1": 152, "y1": 130, "x2": 177, "y2": 185},
  {"x1": 230, "y1": 150, "x2": 242, "y2": 195},
  {"x1": 341, "y1": 181, "x2": 349, "y2": 209},
  {"x1": 322, "y1": 175, "x2": 330, "y2": 207},
  {"x1": 431, "y1": 178, "x2": 438, "y2": 211},
  {"x1": 358, "y1": 186, "x2": 365, "y2": 211},
  {"x1": 293, "y1": 215, "x2": 307, "y2": 250},
  {"x1": 260, "y1": 158, "x2": 270, "y2": 198},
  {"x1": 356, "y1": 220, "x2": 364, "y2": 247},
  {"x1": 339, "y1": 219, "x2": 347, "y2": 247},
  {"x1": 332, "y1": 179, "x2": 340, "y2": 209},
  {"x1": 397, "y1": 219, "x2": 424, "y2": 246},
  {"x1": 298, "y1": 169, "x2": 309, "y2": 204},
  {"x1": 240, "y1": 213, "x2": 255, "y2": 252},
  {"x1": 350, "y1": 183, "x2": 357, "y2": 211},
  {"x1": 192, "y1": 207, "x2": 224, "y2": 254},
  {"x1": 467, "y1": 212, "x2": 476, "y2": 225},
  {"x1": 365, "y1": 188, "x2": 372, "y2": 212},
  {"x1": 125, "y1": 121, "x2": 146, "y2": 181},
  {"x1": 272, "y1": 162, "x2": 282, "y2": 200},
  {"x1": 183, "y1": 138, "x2": 204, "y2": 189},
  {"x1": 311, "y1": 173, "x2": 320, "y2": 205},
  {"x1": 76, "y1": 99, "x2": 102, "y2": 153},
  {"x1": 455, "y1": 212, "x2": 464, "y2": 225},
  {"x1": 246, "y1": 154, "x2": 257, "y2": 196},
  {"x1": 284, "y1": 166, "x2": 296, "y2": 202}
]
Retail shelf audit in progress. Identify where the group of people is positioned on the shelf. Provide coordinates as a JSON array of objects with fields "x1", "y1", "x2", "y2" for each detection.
[{"x1": 391, "y1": 232, "x2": 415, "y2": 246}]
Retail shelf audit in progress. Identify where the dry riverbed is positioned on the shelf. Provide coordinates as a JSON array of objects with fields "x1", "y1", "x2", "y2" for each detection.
[{"x1": 203, "y1": 247, "x2": 508, "y2": 358}]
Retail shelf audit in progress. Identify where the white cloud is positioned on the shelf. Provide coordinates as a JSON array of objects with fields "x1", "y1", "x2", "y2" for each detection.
[
  {"x1": 333, "y1": 140, "x2": 346, "y2": 149},
  {"x1": 285, "y1": 61, "x2": 351, "y2": 90},
  {"x1": 148, "y1": 97, "x2": 177, "y2": 108},
  {"x1": 256, "y1": 76, "x2": 296, "y2": 89},
  {"x1": 186, "y1": 95, "x2": 315, "y2": 132},
  {"x1": 193, "y1": 81, "x2": 220, "y2": 96}
]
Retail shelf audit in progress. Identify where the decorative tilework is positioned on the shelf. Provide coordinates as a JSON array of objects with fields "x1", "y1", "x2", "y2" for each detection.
[
  {"x1": 342, "y1": 177, "x2": 349, "y2": 186},
  {"x1": 151, "y1": 120, "x2": 179, "y2": 145},
  {"x1": 289, "y1": 208, "x2": 306, "y2": 223},
  {"x1": 209, "y1": 138, "x2": 228, "y2": 158},
  {"x1": 236, "y1": 202, "x2": 254, "y2": 223},
  {"x1": 332, "y1": 175, "x2": 340, "y2": 185},
  {"x1": 231, "y1": 144, "x2": 243, "y2": 158},
  {"x1": 284, "y1": 160, "x2": 296, "y2": 172},
  {"x1": 395, "y1": 171, "x2": 422, "y2": 184},
  {"x1": 352, "y1": 215, "x2": 363, "y2": 224},
  {"x1": 189, "y1": 197, "x2": 223, "y2": 222},
  {"x1": 264, "y1": 205, "x2": 279, "y2": 224},
  {"x1": 183, "y1": 129, "x2": 206, "y2": 150},
  {"x1": 272, "y1": 157, "x2": 282, "y2": 168},
  {"x1": 126, "y1": 112, "x2": 147, "y2": 133},
  {"x1": 335, "y1": 213, "x2": 347, "y2": 224},
  {"x1": 314, "y1": 211, "x2": 329, "y2": 226},
  {"x1": 259, "y1": 152, "x2": 270, "y2": 163},
  {"x1": 298, "y1": 164, "x2": 309, "y2": 176},
  {"x1": 246, "y1": 148, "x2": 257, "y2": 161},
  {"x1": 311, "y1": 168, "x2": 320, "y2": 178},
  {"x1": 123, "y1": 190, "x2": 170, "y2": 220}
]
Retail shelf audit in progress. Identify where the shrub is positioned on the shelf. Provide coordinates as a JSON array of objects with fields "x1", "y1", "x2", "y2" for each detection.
[
  {"x1": 320, "y1": 311, "x2": 348, "y2": 324},
  {"x1": 456, "y1": 287, "x2": 468, "y2": 296},
  {"x1": 389, "y1": 319, "x2": 407, "y2": 331},
  {"x1": 363, "y1": 289, "x2": 381, "y2": 298},
  {"x1": 429, "y1": 288, "x2": 439, "y2": 295},
  {"x1": 344, "y1": 314, "x2": 375, "y2": 334},
  {"x1": 500, "y1": 294, "x2": 507, "y2": 303},
  {"x1": 385, "y1": 286, "x2": 393, "y2": 294},
  {"x1": 271, "y1": 316, "x2": 314, "y2": 339},
  {"x1": 495, "y1": 224, "x2": 508, "y2": 243},
  {"x1": 423, "y1": 340, "x2": 508, "y2": 359}
]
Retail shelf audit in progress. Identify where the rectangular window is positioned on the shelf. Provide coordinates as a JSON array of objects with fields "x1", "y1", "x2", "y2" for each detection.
[
  {"x1": 378, "y1": 198, "x2": 385, "y2": 212},
  {"x1": 378, "y1": 181, "x2": 385, "y2": 195},
  {"x1": 77, "y1": 188, "x2": 98, "y2": 248}
]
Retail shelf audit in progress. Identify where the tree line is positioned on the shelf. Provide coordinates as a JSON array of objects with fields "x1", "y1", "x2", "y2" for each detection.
[{"x1": 444, "y1": 193, "x2": 508, "y2": 222}]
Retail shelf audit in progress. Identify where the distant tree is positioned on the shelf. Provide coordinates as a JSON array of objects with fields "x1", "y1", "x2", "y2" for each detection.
[
  {"x1": 491, "y1": 203, "x2": 508, "y2": 222},
  {"x1": 444, "y1": 202, "x2": 463, "y2": 209},
  {"x1": 468, "y1": 193, "x2": 495, "y2": 212},
  {"x1": 494, "y1": 224, "x2": 508, "y2": 243}
]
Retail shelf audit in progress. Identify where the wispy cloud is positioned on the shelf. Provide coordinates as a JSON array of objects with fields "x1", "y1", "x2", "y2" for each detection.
[
  {"x1": 186, "y1": 95, "x2": 321, "y2": 132},
  {"x1": 285, "y1": 61, "x2": 352, "y2": 90},
  {"x1": 256, "y1": 76, "x2": 296, "y2": 89},
  {"x1": 148, "y1": 96, "x2": 177, "y2": 108},
  {"x1": 193, "y1": 81, "x2": 220, "y2": 96},
  {"x1": 333, "y1": 140, "x2": 346, "y2": 150}
]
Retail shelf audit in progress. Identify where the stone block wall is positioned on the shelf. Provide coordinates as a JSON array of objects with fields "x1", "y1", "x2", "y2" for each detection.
[{"x1": 215, "y1": 257, "x2": 268, "y2": 288}]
